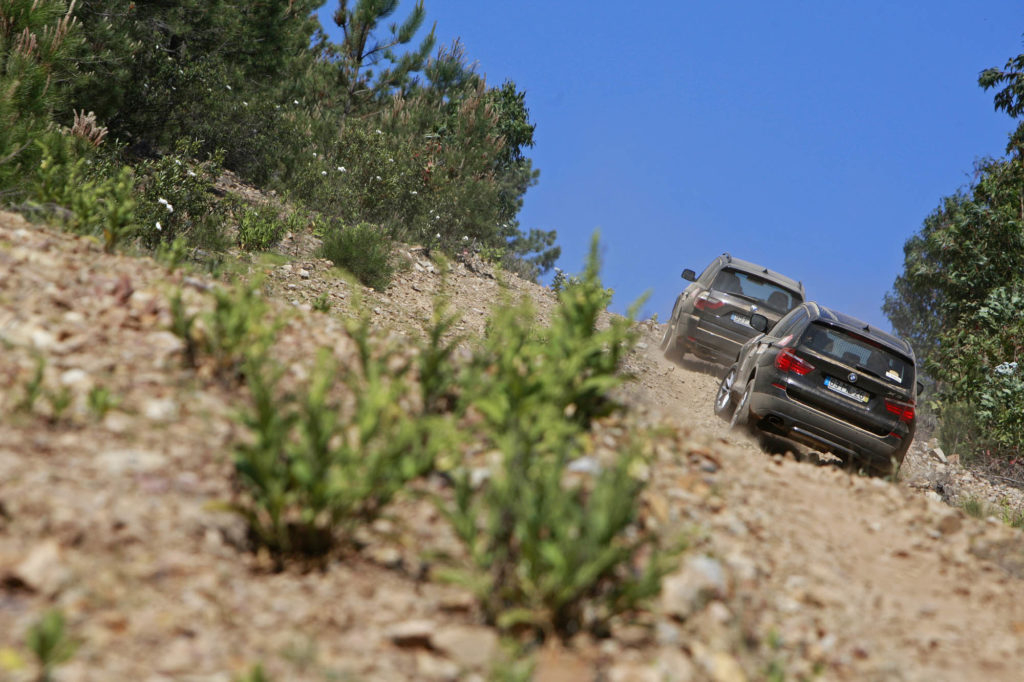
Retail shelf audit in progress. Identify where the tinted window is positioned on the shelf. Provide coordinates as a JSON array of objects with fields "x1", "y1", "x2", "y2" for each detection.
[
  {"x1": 710, "y1": 268, "x2": 802, "y2": 313},
  {"x1": 799, "y1": 323, "x2": 914, "y2": 388}
]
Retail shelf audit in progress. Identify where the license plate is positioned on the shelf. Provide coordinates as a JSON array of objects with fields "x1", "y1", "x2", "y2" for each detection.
[
  {"x1": 730, "y1": 313, "x2": 750, "y2": 327},
  {"x1": 824, "y1": 376, "x2": 869, "y2": 404}
]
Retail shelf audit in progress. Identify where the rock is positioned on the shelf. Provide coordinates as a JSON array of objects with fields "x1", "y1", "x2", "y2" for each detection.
[
  {"x1": 709, "y1": 652, "x2": 747, "y2": 682},
  {"x1": 661, "y1": 555, "x2": 728, "y2": 620},
  {"x1": 533, "y1": 644, "x2": 594, "y2": 682},
  {"x1": 937, "y1": 512, "x2": 963, "y2": 535},
  {"x1": 567, "y1": 456, "x2": 602, "y2": 476},
  {"x1": 299, "y1": 269, "x2": 311, "y2": 279},
  {"x1": 142, "y1": 397, "x2": 178, "y2": 421},
  {"x1": 656, "y1": 647, "x2": 698, "y2": 681},
  {"x1": 931, "y1": 447, "x2": 948, "y2": 464},
  {"x1": 96, "y1": 448, "x2": 168, "y2": 474},
  {"x1": 430, "y1": 625, "x2": 499, "y2": 669},
  {"x1": 9, "y1": 540, "x2": 70, "y2": 596},
  {"x1": 416, "y1": 651, "x2": 460, "y2": 680},
  {"x1": 608, "y1": 662, "x2": 659, "y2": 682},
  {"x1": 387, "y1": 620, "x2": 436, "y2": 647}
]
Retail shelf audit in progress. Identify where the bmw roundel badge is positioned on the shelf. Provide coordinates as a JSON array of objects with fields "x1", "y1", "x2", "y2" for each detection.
[{"x1": 848, "y1": 373, "x2": 858, "y2": 383}]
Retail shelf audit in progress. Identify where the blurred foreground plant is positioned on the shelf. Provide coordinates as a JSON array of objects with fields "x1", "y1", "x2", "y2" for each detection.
[{"x1": 441, "y1": 234, "x2": 681, "y2": 638}]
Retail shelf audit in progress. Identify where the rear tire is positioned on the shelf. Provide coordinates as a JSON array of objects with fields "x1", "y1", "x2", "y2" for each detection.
[
  {"x1": 714, "y1": 366, "x2": 739, "y2": 421},
  {"x1": 662, "y1": 322, "x2": 685, "y2": 363},
  {"x1": 729, "y1": 380, "x2": 753, "y2": 431}
]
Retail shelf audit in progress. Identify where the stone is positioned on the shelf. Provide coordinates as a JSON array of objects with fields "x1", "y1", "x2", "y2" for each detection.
[
  {"x1": 608, "y1": 662, "x2": 659, "y2": 682},
  {"x1": 387, "y1": 620, "x2": 435, "y2": 647},
  {"x1": 937, "y1": 512, "x2": 963, "y2": 535},
  {"x1": 430, "y1": 625, "x2": 499, "y2": 669},
  {"x1": 661, "y1": 555, "x2": 728, "y2": 620},
  {"x1": 9, "y1": 540, "x2": 70, "y2": 596},
  {"x1": 931, "y1": 447, "x2": 948, "y2": 464},
  {"x1": 96, "y1": 448, "x2": 168, "y2": 474},
  {"x1": 142, "y1": 398, "x2": 179, "y2": 421},
  {"x1": 416, "y1": 651, "x2": 460, "y2": 680},
  {"x1": 533, "y1": 644, "x2": 594, "y2": 682}
]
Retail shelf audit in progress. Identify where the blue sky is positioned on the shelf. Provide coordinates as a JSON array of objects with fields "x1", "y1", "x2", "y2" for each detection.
[{"x1": 317, "y1": 2, "x2": 1024, "y2": 331}]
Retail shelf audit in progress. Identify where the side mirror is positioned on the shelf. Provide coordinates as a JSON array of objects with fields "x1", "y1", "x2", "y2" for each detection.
[
  {"x1": 681, "y1": 268, "x2": 696, "y2": 282},
  {"x1": 750, "y1": 313, "x2": 769, "y2": 333},
  {"x1": 916, "y1": 381, "x2": 925, "y2": 397}
]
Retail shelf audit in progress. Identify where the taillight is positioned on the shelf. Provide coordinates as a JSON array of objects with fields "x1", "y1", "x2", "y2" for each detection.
[
  {"x1": 774, "y1": 347, "x2": 814, "y2": 375},
  {"x1": 694, "y1": 292, "x2": 724, "y2": 311},
  {"x1": 885, "y1": 398, "x2": 915, "y2": 422}
]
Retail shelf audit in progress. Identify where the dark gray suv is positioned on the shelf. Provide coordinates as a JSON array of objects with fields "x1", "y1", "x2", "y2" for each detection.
[
  {"x1": 713, "y1": 302, "x2": 920, "y2": 477},
  {"x1": 661, "y1": 253, "x2": 805, "y2": 366}
]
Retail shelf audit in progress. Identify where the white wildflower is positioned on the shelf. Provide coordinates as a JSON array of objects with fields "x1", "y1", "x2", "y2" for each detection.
[
  {"x1": 409, "y1": 190, "x2": 418, "y2": 195},
  {"x1": 375, "y1": 175, "x2": 382, "y2": 181},
  {"x1": 155, "y1": 221, "x2": 162, "y2": 232},
  {"x1": 375, "y1": 129, "x2": 383, "y2": 135},
  {"x1": 435, "y1": 233, "x2": 441, "y2": 239},
  {"x1": 321, "y1": 170, "x2": 327, "y2": 175},
  {"x1": 312, "y1": 152, "x2": 317, "y2": 157},
  {"x1": 294, "y1": 99, "x2": 299, "y2": 104},
  {"x1": 157, "y1": 197, "x2": 169, "y2": 206},
  {"x1": 174, "y1": 159, "x2": 181, "y2": 165},
  {"x1": 388, "y1": 157, "x2": 394, "y2": 162},
  {"x1": 995, "y1": 361, "x2": 1019, "y2": 376},
  {"x1": 242, "y1": 101, "x2": 248, "y2": 106},
  {"x1": 462, "y1": 235, "x2": 469, "y2": 242},
  {"x1": 337, "y1": 166, "x2": 346, "y2": 172},
  {"x1": 187, "y1": 170, "x2": 197, "y2": 177},
  {"x1": 226, "y1": 84, "x2": 232, "y2": 90}
]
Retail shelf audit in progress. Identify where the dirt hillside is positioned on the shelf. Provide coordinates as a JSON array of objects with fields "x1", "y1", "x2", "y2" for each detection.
[{"x1": 2, "y1": 210, "x2": 1024, "y2": 681}]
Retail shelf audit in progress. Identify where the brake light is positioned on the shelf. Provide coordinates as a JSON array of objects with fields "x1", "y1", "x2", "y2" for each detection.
[
  {"x1": 885, "y1": 398, "x2": 915, "y2": 422},
  {"x1": 694, "y1": 292, "x2": 724, "y2": 311},
  {"x1": 774, "y1": 347, "x2": 814, "y2": 376}
]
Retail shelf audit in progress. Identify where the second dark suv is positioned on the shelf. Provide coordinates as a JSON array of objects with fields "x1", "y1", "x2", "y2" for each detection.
[
  {"x1": 713, "y1": 302, "x2": 921, "y2": 477},
  {"x1": 661, "y1": 253, "x2": 805, "y2": 366}
]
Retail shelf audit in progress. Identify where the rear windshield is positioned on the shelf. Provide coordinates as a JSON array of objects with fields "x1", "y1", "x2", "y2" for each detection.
[
  {"x1": 711, "y1": 268, "x2": 803, "y2": 313},
  {"x1": 798, "y1": 322, "x2": 914, "y2": 389}
]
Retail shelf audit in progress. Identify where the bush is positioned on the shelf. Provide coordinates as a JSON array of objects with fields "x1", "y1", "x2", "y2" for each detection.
[
  {"x1": 442, "y1": 234, "x2": 677, "y2": 638},
  {"x1": 317, "y1": 221, "x2": 395, "y2": 290},
  {"x1": 235, "y1": 204, "x2": 284, "y2": 251},
  {"x1": 231, "y1": 312, "x2": 447, "y2": 559}
]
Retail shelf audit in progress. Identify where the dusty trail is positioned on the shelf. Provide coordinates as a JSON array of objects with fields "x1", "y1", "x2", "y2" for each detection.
[{"x1": 630, "y1": 333, "x2": 1024, "y2": 680}]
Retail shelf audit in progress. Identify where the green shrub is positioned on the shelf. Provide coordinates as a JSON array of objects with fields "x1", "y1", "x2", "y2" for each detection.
[
  {"x1": 31, "y1": 139, "x2": 137, "y2": 252},
  {"x1": 133, "y1": 140, "x2": 227, "y2": 251},
  {"x1": 235, "y1": 205, "x2": 284, "y2": 251},
  {"x1": 231, "y1": 311, "x2": 447, "y2": 559},
  {"x1": 317, "y1": 221, "x2": 395, "y2": 291},
  {"x1": 26, "y1": 609, "x2": 76, "y2": 682},
  {"x1": 442, "y1": 234, "x2": 677, "y2": 638}
]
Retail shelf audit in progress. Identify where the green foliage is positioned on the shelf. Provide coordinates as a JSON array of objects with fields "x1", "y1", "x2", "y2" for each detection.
[
  {"x1": 133, "y1": 140, "x2": 226, "y2": 251},
  {"x1": 26, "y1": 609, "x2": 76, "y2": 682},
  {"x1": 200, "y1": 280, "x2": 276, "y2": 380},
  {"x1": 17, "y1": 355, "x2": 46, "y2": 413},
  {"x1": 232, "y1": 314, "x2": 445, "y2": 558},
  {"x1": 443, "y1": 235, "x2": 676, "y2": 638},
  {"x1": 30, "y1": 139, "x2": 137, "y2": 252},
  {"x1": 87, "y1": 384, "x2": 119, "y2": 419},
  {"x1": 0, "y1": 0, "x2": 83, "y2": 197},
  {"x1": 235, "y1": 204, "x2": 284, "y2": 252},
  {"x1": 311, "y1": 292, "x2": 331, "y2": 313},
  {"x1": 886, "y1": 47, "x2": 1024, "y2": 461},
  {"x1": 234, "y1": 664, "x2": 272, "y2": 682},
  {"x1": 317, "y1": 221, "x2": 395, "y2": 290}
]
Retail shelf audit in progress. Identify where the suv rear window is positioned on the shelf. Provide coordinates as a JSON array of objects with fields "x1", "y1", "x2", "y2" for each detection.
[
  {"x1": 710, "y1": 268, "x2": 802, "y2": 313},
  {"x1": 798, "y1": 323, "x2": 913, "y2": 389}
]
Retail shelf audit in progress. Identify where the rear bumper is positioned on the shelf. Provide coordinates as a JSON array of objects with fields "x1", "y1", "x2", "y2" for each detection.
[
  {"x1": 747, "y1": 380, "x2": 912, "y2": 467},
  {"x1": 679, "y1": 314, "x2": 747, "y2": 365}
]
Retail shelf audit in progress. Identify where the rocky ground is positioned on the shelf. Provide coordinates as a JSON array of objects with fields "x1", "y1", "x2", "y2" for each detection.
[{"x1": 2, "y1": 207, "x2": 1024, "y2": 681}]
